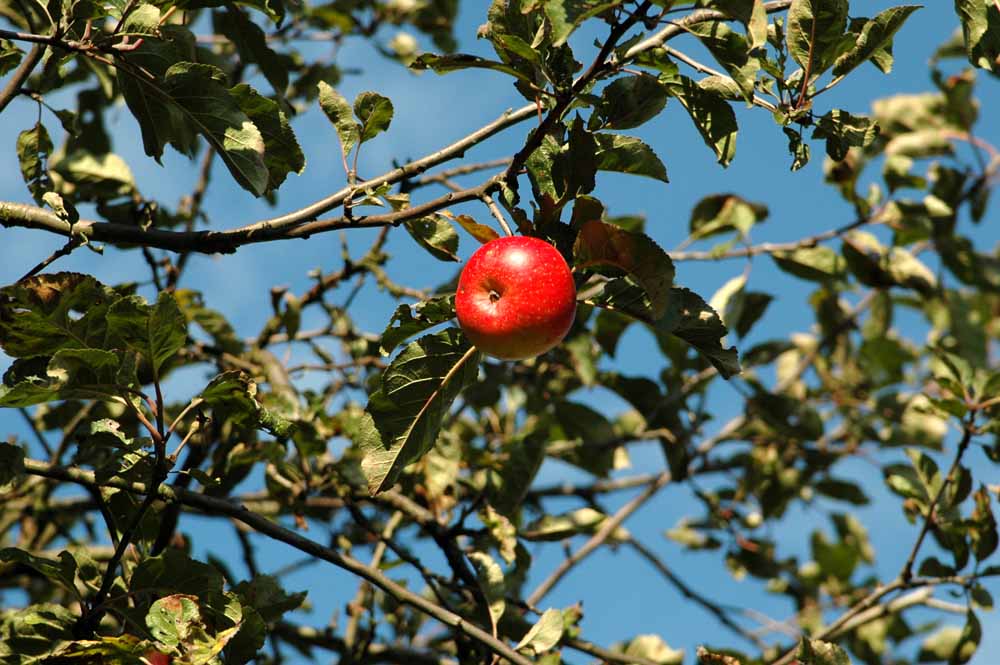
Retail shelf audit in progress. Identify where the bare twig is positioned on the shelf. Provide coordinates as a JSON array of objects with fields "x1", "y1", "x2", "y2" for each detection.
[
  {"x1": 527, "y1": 473, "x2": 659, "y2": 499},
  {"x1": 900, "y1": 415, "x2": 976, "y2": 582},
  {"x1": 0, "y1": 44, "x2": 44, "y2": 113},
  {"x1": 526, "y1": 471, "x2": 671, "y2": 606},
  {"x1": 661, "y1": 46, "x2": 777, "y2": 113},
  {"x1": 671, "y1": 214, "x2": 875, "y2": 262},
  {"x1": 627, "y1": 536, "x2": 768, "y2": 650},
  {"x1": 19, "y1": 236, "x2": 86, "y2": 282},
  {"x1": 18, "y1": 408, "x2": 53, "y2": 457},
  {"x1": 344, "y1": 511, "x2": 404, "y2": 648}
]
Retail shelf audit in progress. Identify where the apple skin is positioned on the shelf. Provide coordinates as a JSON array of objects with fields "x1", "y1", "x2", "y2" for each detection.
[
  {"x1": 143, "y1": 651, "x2": 171, "y2": 665},
  {"x1": 455, "y1": 236, "x2": 576, "y2": 360}
]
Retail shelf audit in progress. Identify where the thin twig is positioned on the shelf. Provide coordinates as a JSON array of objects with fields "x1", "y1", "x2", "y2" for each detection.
[
  {"x1": 17, "y1": 408, "x2": 53, "y2": 457},
  {"x1": 0, "y1": 43, "x2": 44, "y2": 113},
  {"x1": 19, "y1": 236, "x2": 85, "y2": 282},
  {"x1": 344, "y1": 511, "x2": 404, "y2": 648},
  {"x1": 526, "y1": 471, "x2": 671, "y2": 606},
  {"x1": 662, "y1": 46, "x2": 777, "y2": 113},
  {"x1": 627, "y1": 536, "x2": 768, "y2": 650},
  {"x1": 671, "y1": 214, "x2": 875, "y2": 261},
  {"x1": 900, "y1": 414, "x2": 976, "y2": 582}
]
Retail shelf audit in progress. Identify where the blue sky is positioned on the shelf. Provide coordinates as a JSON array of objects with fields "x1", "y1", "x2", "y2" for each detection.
[{"x1": 2, "y1": 1, "x2": 1000, "y2": 662}]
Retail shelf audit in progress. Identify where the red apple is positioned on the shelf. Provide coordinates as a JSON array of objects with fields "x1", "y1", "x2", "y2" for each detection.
[
  {"x1": 142, "y1": 651, "x2": 171, "y2": 665},
  {"x1": 456, "y1": 236, "x2": 576, "y2": 360}
]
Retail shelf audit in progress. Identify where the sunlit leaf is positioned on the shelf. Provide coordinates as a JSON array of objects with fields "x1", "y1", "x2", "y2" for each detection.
[{"x1": 359, "y1": 328, "x2": 480, "y2": 494}]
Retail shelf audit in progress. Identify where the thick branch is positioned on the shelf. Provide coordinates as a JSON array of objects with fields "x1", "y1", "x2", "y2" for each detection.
[{"x1": 0, "y1": 180, "x2": 495, "y2": 254}]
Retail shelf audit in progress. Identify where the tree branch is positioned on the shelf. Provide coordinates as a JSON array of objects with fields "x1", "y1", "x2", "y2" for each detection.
[
  {"x1": 525, "y1": 471, "x2": 671, "y2": 606},
  {"x1": 20, "y1": 458, "x2": 534, "y2": 665},
  {"x1": 627, "y1": 536, "x2": 767, "y2": 650},
  {"x1": 1, "y1": 179, "x2": 497, "y2": 254},
  {"x1": 0, "y1": 43, "x2": 44, "y2": 113}
]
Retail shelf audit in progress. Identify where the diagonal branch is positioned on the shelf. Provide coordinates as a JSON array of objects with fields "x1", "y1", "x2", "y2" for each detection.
[
  {"x1": 525, "y1": 471, "x2": 671, "y2": 606},
  {"x1": 20, "y1": 458, "x2": 534, "y2": 665}
]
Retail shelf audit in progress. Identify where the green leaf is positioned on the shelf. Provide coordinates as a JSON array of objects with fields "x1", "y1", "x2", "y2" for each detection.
[
  {"x1": 663, "y1": 75, "x2": 738, "y2": 166},
  {"x1": 689, "y1": 193, "x2": 768, "y2": 241},
  {"x1": 591, "y1": 74, "x2": 668, "y2": 130},
  {"x1": 468, "y1": 551, "x2": 506, "y2": 628},
  {"x1": 784, "y1": 127, "x2": 811, "y2": 170},
  {"x1": 812, "y1": 109, "x2": 880, "y2": 161},
  {"x1": 0, "y1": 39, "x2": 23, "y2": 77},
  {"x1": 543, "y1": 0, "x2": 623, "y2": 46},
  {"x1": 624, "y1": 634, "x2": 684, "y2": 665},
  {"x1": 106, "y1": 291, "x2": 187, "y2": 374},
  {"x1": 130, "y1": 549, "x2": 226, "y2": 602},
  {"x1": 161, "y1": 62, "x2": 268, "y2": 196},
  {"x1": 660, "y1": 288, "x2": 741, "y2": 378},
  {"x1": 522, "y1": 507, "x2": 626, "y2": 541},
  {"x1": 971, "y1": 486, "x2": 998, "y2": 562},
  {"x1": 585, "y1": 276, "x2": 656, "y2": 322},
  {"x1": 404, "y1": 215, "x2": 460, "y2": 261},
  {"x1": 527, "y1": 119, "x2": 598, "y2": 203},
  {"x1": 0, "y1": 604, "x2": 76, "y2": 662},
  {"x1": 195, "y1": 369, "x2": 294, "y2": 439},
  {"x1": 0, "y1": 273, "x2": 118, "y2": 357},
  {"x1": 358, "y1": 328, "x2": 480, "y2": 494},
  {"x1": 317, "y1": 82, "x2": 359, "y2": 157},
  {"x1": 215, "y1": 6, "x2": 288, "y2": 96},
  {"x1": 816, "y1": 478, "x2": 869, "y2": 505},
  {"x1": 771, "y1": 246, "x2": 846, "y2": 282},
  {"x1": 410, "y1": 53, "x2": 534, "y2": 84},
  {"x1": 354, "y1": 91, "x2": 394, "y2": 143},
  {"x1": 842, "y1": 231, "x2": 936, "y2": 293},
  {"x1": 16, "y1": 122, "x2": 53, "y2": 204},
  {"x1": 229, "y1": 84, "x2": 305, "y2": 191},
  {"x1": 593, "y1": 133, "x2": 669, "y2": 182},
  {"x1": 703, "y1": 0, "x2": 768, "y2": 50},
  {"x1": 116, "y1": 11, "x2": 199, "y2": 161},
  {"x1": 379, "y1": 295, "x2": 456, "y2": 356},
  {"x1": 686, "y1": 21, "x2": 759, "y2": 103},
  {"x1": 954, "y1": 0, "x2": 1000, "y2": 74},
  {"x1": 146, "y1": 594, "x2": 203, "y2": 648},
  {"x1": 549, "y1": 401, "x2": 619, "y2": 476},
  {"x1": 796, "y1": 637, "x2": 850, "y2": 665},
  {"x1": 0, "y1": 441, "x2": 25, "y2": 487},
  {"x1": 480, "y1": 505, "x2": 518, "y2": 564},
  {"x1": 47, "y1": 635, "x2": 152, "y2": 662},
  {"x1": 0, "y1": 549, "x2": 78, "y2": 596},
  {"x1": 594, "y1": 308, "x2": 632, "y2": 356},
  {"x1": 0, "y1": 348, "x2": 125, "y2": 407},
  {"x1": 516, "y1": 608, "x2": 564, "y2": 655},
  {"x1": 232, "y1": 575, "x2": 306, "y2": 623},
  {"x1": 918, "y1": 613, "x2": 980, "y2": 664},
  {"x1": 574, "y1": 220, "x2": 675, "y2": 319},
  {"x1": 786, "y1": 0, "x2": 849, "y2": 76},
  {"x1": 51, "y1": 150, "x2": 136, "y2": 199},
  {"x1": 832, "y1": 5, "x2": 922, "y2": 77},
  {"x1": 488, "y1": 427, "x2": 547, "y2": 517}
]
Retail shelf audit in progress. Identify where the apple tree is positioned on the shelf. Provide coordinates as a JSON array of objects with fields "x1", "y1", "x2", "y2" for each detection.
[{"x1": 0, "y1": 1, "x2": 999, "y2": 664}]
